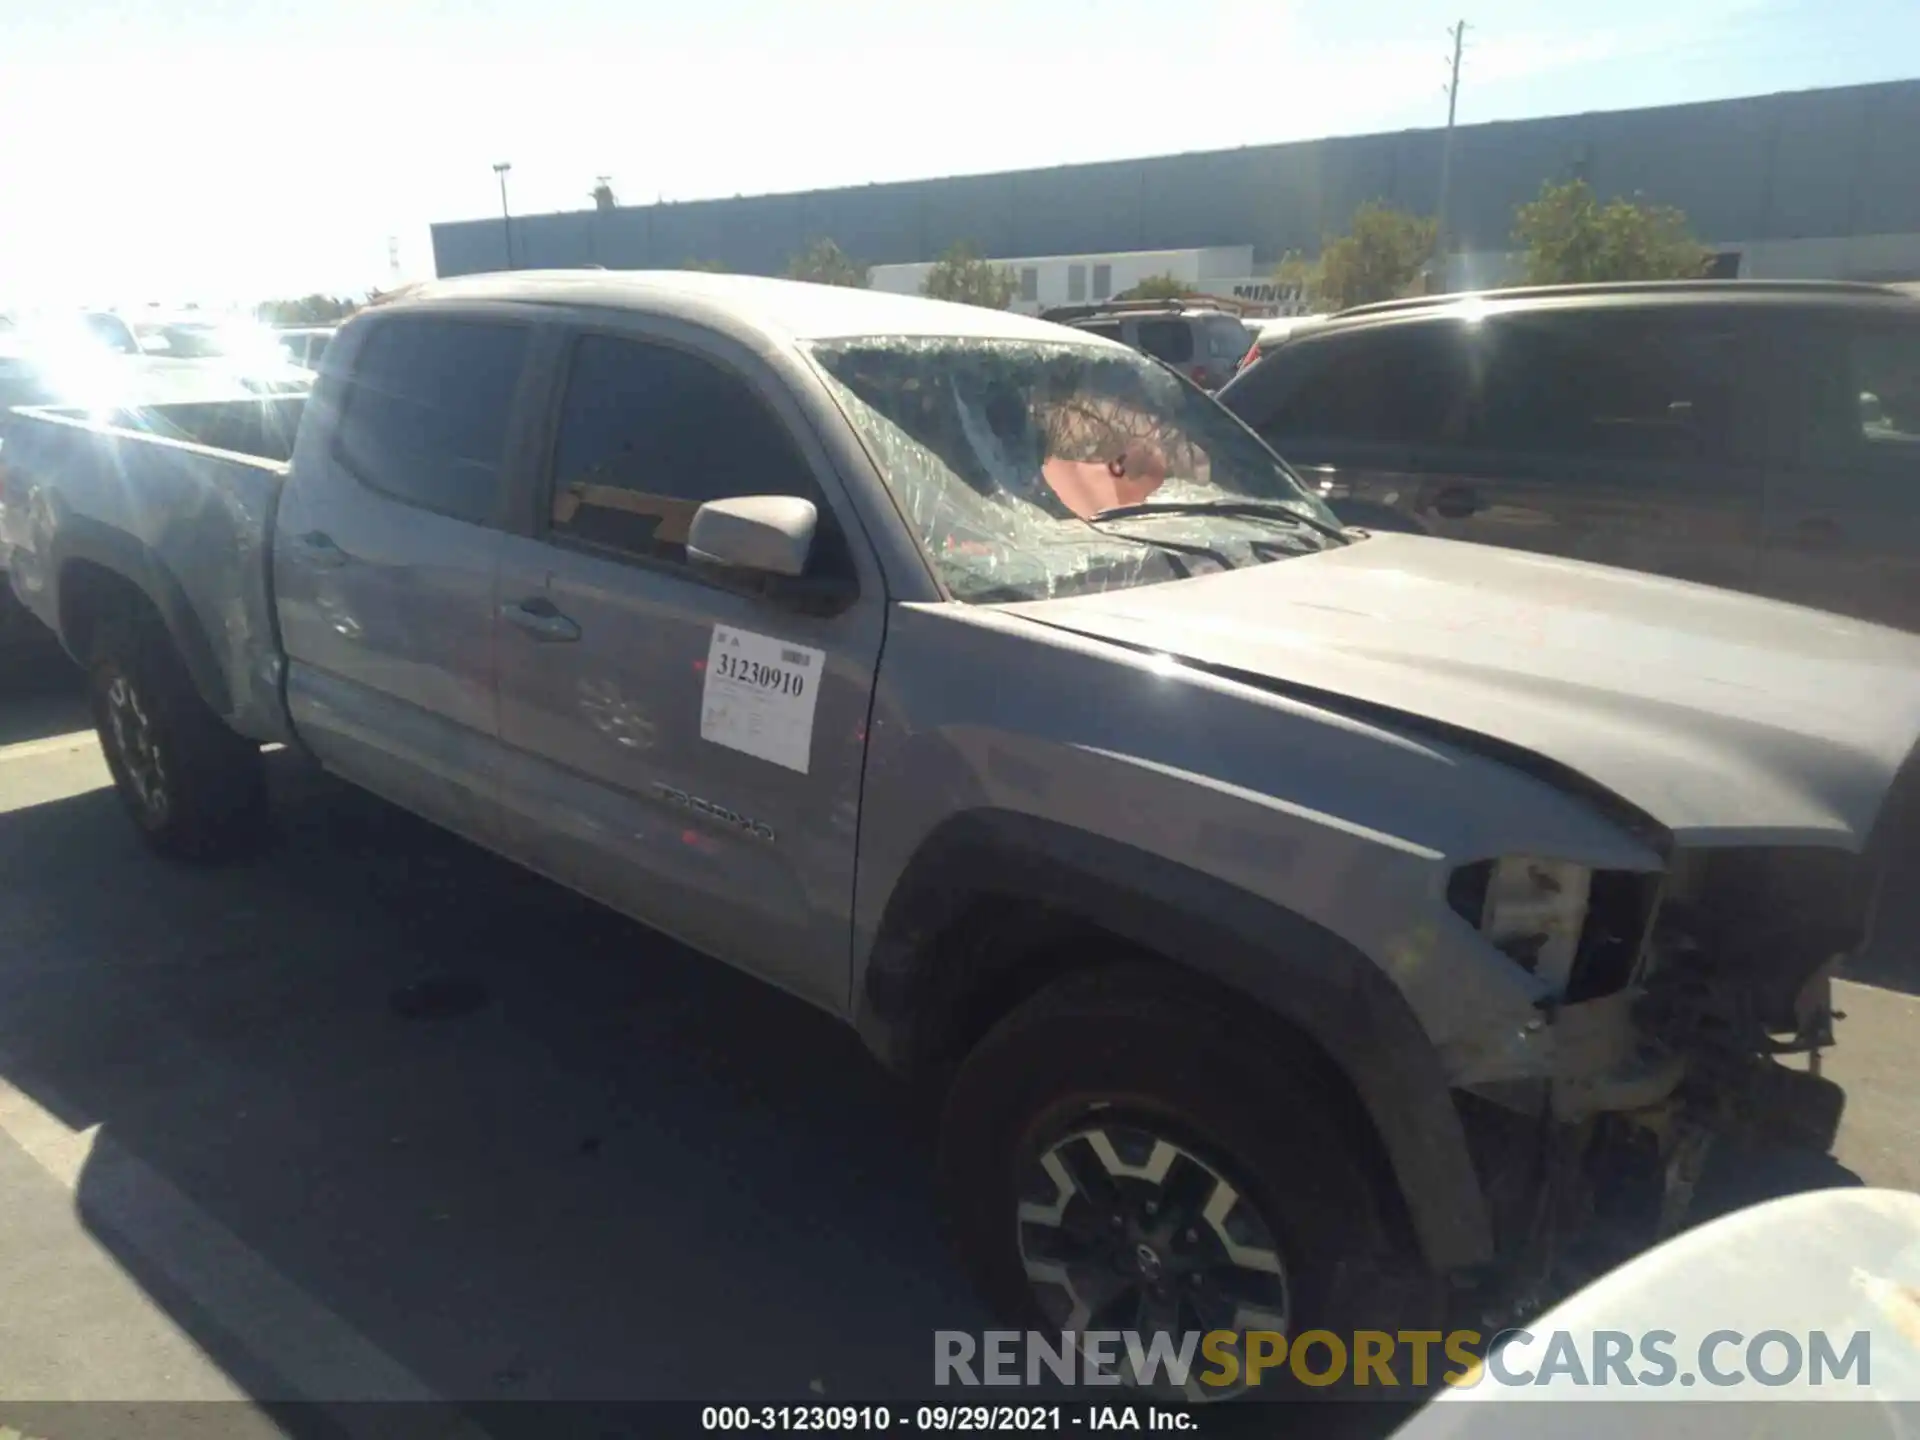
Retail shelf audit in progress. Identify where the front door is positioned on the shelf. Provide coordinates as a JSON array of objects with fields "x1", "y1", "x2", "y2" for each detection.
[
  {"x1": 275, "y1": 311, "x2": 538, "y2": 845},
  {"x1": 1761, "y1": 318, "x2": 1920, "y2": 630},
  {"x1": 491, "y1": 328, "x2": 883, "y2": 1011}
]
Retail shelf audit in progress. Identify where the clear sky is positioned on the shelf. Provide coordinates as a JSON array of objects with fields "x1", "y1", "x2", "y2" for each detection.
[{"x1": 3, "y1": 0, "x2": 1915, "y2": 309}]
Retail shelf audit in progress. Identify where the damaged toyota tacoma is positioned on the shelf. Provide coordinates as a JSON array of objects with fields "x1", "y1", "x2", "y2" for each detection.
[{"x1": 4, "y1": 271, "x2": 1917, "y2": 1383}]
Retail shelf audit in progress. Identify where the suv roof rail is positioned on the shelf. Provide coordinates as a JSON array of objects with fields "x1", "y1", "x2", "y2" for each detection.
[
  {"x1": 1332, "y1": 278, "x2": 1909, "y2": 320},
  {"x1": 1040, "y1": 297, "x2": 1234, "y2": 322}
]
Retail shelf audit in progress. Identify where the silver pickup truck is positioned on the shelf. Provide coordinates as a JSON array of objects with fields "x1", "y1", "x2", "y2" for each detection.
[{"x1": 4, "y1": 271, "x2": 1917, "y2": 1387}]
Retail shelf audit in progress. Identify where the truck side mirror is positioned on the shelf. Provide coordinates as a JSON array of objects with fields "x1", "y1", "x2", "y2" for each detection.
[{"x1": 687, "y1": 495, "x2": 817, "y2": 578}]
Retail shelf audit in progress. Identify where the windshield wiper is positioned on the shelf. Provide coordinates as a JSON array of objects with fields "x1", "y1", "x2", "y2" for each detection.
[{"x1": 1090, "y1": 499, "x2": 1352, "y2": 544}]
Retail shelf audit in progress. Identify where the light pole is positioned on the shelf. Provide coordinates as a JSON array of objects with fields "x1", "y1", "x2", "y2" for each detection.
[
  {"x1": 493, "y1": 162, "x2": 515, "y2": 269},
  {"x1": 1434, "y1": 21, "x2": 1468, "y2": 291}
]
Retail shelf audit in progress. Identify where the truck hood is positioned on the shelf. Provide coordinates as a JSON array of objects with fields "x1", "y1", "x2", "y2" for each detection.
[{"x1": 1003, "y1": 535, "x2": 1920, "y2": 848}]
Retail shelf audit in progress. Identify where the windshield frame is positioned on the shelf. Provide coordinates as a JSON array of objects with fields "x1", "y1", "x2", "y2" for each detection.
[{"x1": 804, "y1": 332, "x2": 1342, "y2": 606}]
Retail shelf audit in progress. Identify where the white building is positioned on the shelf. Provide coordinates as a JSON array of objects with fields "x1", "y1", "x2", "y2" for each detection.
[{"x1": 869, "y1": 246, "x2": 1311, "y2": 318}]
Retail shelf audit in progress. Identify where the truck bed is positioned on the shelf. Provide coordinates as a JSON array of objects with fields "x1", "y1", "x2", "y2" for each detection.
[{"x1": 0, "y1": 396, "x2": 307, "y2": 743}]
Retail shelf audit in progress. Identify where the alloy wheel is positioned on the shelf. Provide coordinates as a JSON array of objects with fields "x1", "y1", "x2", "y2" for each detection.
[{"x1": 1017, "y1": 1119, "x2": 1290, "y2": 1398}]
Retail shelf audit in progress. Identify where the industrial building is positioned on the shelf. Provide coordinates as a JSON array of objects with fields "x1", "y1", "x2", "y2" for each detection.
[{"x1": 430, "y1": 79, "x2": 1920, "y2": 295}]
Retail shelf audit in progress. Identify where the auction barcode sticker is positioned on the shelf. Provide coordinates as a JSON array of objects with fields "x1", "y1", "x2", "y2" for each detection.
[{"x1": 700, "y1": 625, "x2": 825, "y2": 773}]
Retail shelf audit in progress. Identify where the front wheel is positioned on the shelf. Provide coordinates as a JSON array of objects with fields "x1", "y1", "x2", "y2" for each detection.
[
  {"x1": 88, "y1": 610, "x2": 266, "y2": 862},
  {"x1": 937, "y1": 965, "x2": 1440, "y2": 1401}
]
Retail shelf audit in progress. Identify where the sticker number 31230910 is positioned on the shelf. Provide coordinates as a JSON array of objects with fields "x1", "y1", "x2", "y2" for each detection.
[{"x1": 700, "y1": 625, "x2": 827, "y2": 773}]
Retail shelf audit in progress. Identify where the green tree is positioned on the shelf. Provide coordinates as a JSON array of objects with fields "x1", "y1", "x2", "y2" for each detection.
[
  {"x1": 680, "y1": 258, "x2": 729, "y2": 272},
  {"x1": 1315, "y1": 203, "x2": 1437, "y2": 310},
  {"x1": 1513, "y1": 179, "x2": 1710, "y2": 285},
  {"x1": 1114, "y1": 272, "x2": 1199, "y2": 301},
  {"x1": 920, "y1": 241, "x2": 1017, "y2": 309},
  {"x1": 255, "y1": 294, "x2": 357, "y2": 325},
  {"x1": 1270, "y1": 251, "x2": 1325, "y2": 310},
  {"x1": 786, "y1": 238, "x2": 869, "y2": 288}
]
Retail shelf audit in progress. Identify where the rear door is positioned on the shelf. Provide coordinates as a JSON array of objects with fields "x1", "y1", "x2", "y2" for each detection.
[
  {"x1": 490, "y1": 324, "x2": 884, "y2": 1011},
  {"x1": 275, "y1": 310, "x2": 542, "y2": 845},
  {"x1": 1761, "y1": 316, "x2": 1920, "y2": 628}
]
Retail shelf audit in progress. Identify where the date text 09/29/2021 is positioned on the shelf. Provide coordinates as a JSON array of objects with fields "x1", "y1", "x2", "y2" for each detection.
[{"x1": 700, "y1": 1405, "x2": 1192, "y2": 1433}]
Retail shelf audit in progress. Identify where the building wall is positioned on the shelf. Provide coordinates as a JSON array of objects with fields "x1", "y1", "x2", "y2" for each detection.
[
  {"x1": 869, "y1": 246, "x2": 1257, "y2": 314},
  {"x1": 432, "y1": 79, "x2": 1920, "y2": 283}
]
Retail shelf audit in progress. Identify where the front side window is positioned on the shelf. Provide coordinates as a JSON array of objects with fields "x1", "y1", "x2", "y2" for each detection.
[
  {"x1": 810, "y1": 337, "x2": 1345, "y2": 604},
  {"x1": 547, "y1": 334, "x2": 831, "y2": 569},
  {"x1": 335, "y1": 316, "x2": 529, "y2": 524},
  {"x1": 1266, "y1": 322, "x2": 1471, "y2": 448}
]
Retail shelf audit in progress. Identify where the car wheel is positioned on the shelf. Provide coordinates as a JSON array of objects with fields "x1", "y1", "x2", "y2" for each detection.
[
  {"x1": 89, "y1": 609, "x2": 266, "y2": 862},
  {"x1": 938, "y1": 964, "x2": 1440, "y2": 1401}
]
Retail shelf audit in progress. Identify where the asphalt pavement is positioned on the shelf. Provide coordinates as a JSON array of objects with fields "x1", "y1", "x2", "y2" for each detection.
[{"x1": 0, "y1": 653, "x2": 1915, "y2": 1430}]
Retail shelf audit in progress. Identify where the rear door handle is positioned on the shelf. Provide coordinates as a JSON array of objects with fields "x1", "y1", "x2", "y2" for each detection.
[
  {"x1": 501, "y1": 596, "x2": 581, "y2": 643},
  {"x1": 288, "y1": 530, "x2": 347, "y2": 568}
]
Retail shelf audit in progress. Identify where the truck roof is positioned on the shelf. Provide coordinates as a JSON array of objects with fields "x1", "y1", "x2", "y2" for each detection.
[{"x1": 399, "y1": 269, "x2": 1116, "y2": 347}]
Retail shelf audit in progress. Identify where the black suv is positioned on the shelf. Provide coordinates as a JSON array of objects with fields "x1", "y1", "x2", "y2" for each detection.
[
  {"x1": 1042, "y1": 298, "x2": 1254, "y2": 390},
  {"x1": 1218, "y1": 280, "x2": 1920, "y2": 631}
]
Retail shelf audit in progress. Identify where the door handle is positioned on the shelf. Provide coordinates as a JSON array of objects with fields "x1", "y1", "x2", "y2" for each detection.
[
  {"x1": 1431, "y1": 486, "x2": 1482, "y2": 521},
  {"x1": 288, "y1": 530, "x2": 347, "y2": 568},
  {"x1": 501, "y1": 596, "x2": 581, "y2": 642}
]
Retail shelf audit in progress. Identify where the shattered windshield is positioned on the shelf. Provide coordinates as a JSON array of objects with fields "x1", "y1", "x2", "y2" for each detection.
[{"x1": 808, "y1": 337, "x2": 1345, "y2": 603}]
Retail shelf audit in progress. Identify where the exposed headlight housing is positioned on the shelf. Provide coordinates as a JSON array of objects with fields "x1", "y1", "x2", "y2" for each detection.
[
  {"x1": 1450, "y1": 856, "x2": 1660, "y2": 1000},
  {"x1": 1469, "y1": 857, "x2": 1591, "y2": 989}
]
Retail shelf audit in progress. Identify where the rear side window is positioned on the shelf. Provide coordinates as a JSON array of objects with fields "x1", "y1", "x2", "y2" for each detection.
[
  {"x1": 1078, "y1": 321, "x2": 1124, "y2": 342},
  {"x1": 547, "y1": 334, "x2": 837, "y2": 571},
  {"x1": 1477, "y1": 313, "x2": 1741, "y2": 463},
  {"x1": 1135, "y1": 318, "x2": 1195, "y2": 365},
  {"x1": 334, "y1": 317, "x2": 529, "y2": 524},
  {"x1": 1265, "y1": 322, "x2": 1472, "y2": 448}
]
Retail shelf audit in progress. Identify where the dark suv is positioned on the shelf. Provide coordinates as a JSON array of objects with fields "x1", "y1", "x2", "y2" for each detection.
[
  {"x1": 1042, "y1": 298, "x2": 1253, "y2": 390},
  {"x1": 1218, "y1": 280, "x2": 1920, "y2": 630}
]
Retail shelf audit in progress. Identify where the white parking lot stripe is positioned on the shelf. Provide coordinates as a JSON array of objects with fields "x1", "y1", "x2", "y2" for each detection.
[
  {"x1": 0, "y1": 1065, "x2": 448, "y2": 1407},
  {"x1": 0, "y1": 729, "x2": 99, "y2": 763}
]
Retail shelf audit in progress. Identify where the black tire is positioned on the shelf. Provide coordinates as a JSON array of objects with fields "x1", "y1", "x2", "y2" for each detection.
[
  {"x1": 88, "y1": 608, "x2": 267, "y2": 862},
  {"x1": 938, "y1": 964, "x2": 1441, "y2": 1400}
]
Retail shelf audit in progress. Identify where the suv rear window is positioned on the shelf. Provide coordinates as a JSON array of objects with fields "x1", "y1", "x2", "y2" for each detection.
[
  {"x1": 1205, "y1": 317, "x2": 1252, "y2": 359},
  {"x1": 334, "y1": 316, "x2": 529, "y2": 524},
  {"x1": 1135, "y1": 318, "x2": 1195, "y2": 365}
]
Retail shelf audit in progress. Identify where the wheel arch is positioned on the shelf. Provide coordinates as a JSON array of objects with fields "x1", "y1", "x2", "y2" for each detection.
[
  {"x1": 52, "y1": 520, "x2": 231, "y2": 715},
  {"x1": 855, "y1": 809, "x2": 1496, "y2": 1272}
]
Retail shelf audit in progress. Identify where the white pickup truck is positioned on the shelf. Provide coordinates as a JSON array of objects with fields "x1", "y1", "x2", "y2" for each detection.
[{"x1": 4, "y1": 271, "x2": 1916, "y2": 1392}]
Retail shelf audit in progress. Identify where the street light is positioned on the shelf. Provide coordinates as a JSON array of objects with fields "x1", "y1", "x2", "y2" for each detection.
[{"x1": 492, "y1": 162, "x2": 515, "y2": 269}]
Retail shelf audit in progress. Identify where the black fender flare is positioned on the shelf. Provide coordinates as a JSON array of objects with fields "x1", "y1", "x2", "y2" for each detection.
[
  {"x1": 856, "y1": 810, "x2": 1495, "y2": 1272},
  {"x1": 50, "y1": 516, "x2": 232, "y2": 716}
]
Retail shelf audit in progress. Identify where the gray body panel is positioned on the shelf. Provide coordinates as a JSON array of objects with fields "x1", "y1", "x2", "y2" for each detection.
[
  {"x1": 1001, "y1": 533, "x2": 1920, "y2": 851},
  {"x1": 10, "y1": 270, "x2": 1920, "y2": 1282},
  {"x1": 1, "y1": 399, "x2": 301, "y2": 745}
]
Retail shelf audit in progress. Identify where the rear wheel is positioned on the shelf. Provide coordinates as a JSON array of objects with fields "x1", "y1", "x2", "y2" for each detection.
[
  {"x1": 88, "y1": 609, "x2": 266, "y2": 861},
  {"x1": 938, "y1": 965, "x2": 1439, "y2": 1400}
]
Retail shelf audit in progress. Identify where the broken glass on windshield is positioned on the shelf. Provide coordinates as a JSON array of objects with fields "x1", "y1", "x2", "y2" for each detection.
[{"x1": 808, "y1": 336, "x2": 1344, "y2": 603}]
